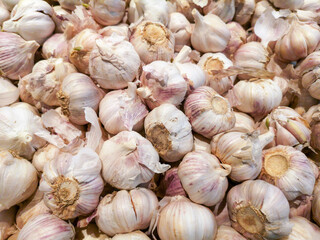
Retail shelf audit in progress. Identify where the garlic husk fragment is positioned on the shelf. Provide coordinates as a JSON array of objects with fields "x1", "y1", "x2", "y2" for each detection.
[
  {"x1": 99, "y1": 131, "x2": 170, "y2": 189},
  {"x1": 3, "y1": 0, "x2": 55, "y2": 45},
  {"x1": 75, "y1": 223, "x2": 110, "y2": 240},
  {"x1": 90, "y1": 0, "x2": 125, "y2": 26},
  {"x1": 58, "y1": 0, "x2": 89, "y2": 10},
  {"x1": 269, "y1": 0, "x2": 304, "y2": 10},
  {"x1": 99, "y1": 83, "x2": 148, "y2": 135},
  {"x1": 17, "y1": 214, "x2": 75, "y2": 240},
  {"x1": 178, "y1": 151, "x2": 231, "y2": 206},
  {"x1": 1, "y1": 0, "x2": 18, "y2": 11},
  {"x1": 184, "y1": 86, "x2": 236, "y2": 138},
  {"x1": 211, "y1": 129, "x2": 274, "y2": 182},
  {"x1": 0, "y1": 0, "x2": 9, "y2": 25},
  {"x1": 52, "y1": 6, "x2": 72, "y2": 33},
  {"x1": 112, "y1": 231, "x2": 150, "y2": 240},
  {"x1": 145, "y1": 103, "x2": 193, "y2": 162},
  {"x1": 234, "y1": 0, "x2": 255, "y2": 25},
  {"x1": 137, "y1": 61, "x2": 187, "y2": 109},
  {"x1": 89, "y1": 35, "x2": 140, "y2": 90},
  {"x1": 0, "y1": 78, "x2": 19, "y2": 107},
  {"x1": 42, "y1": 34, "x2": 69, "y2": 62},
  {"x1": 96, "y1": 188, "x2": 158, "y2": 236},
  {"x1": 0, "y1": 207, "x2": 17, "y2": 240},
  {"x1": 39, "y1": 147, "x2": 104, "y2": 220},
  {"x1": 0, "y1": 151, "x2": 38, "y2": 211},
  {"x1": 233, "y1": 112, "x2": 256, "y2": 132},
  {"x1": 0, "y1": 32, "x2": 39, "y2": 80},
  {"x1": 282, "y1": 216, "x2": 320, "y2": 240},
  {"x1": 191, "y1": 9, "x2": 230, "y2": 53},
  {"x1": 99, "y1": 24, "x2": 130, "y2": 41},
  {"x1": 215, "y1": 225, "x2": 246, "y2": 240},
  {"x1": 130, "y1": 21, "x2": 175, "y2": 64},
  {"x1": 158, "y1": 167, "x2": 186, "y2": 197},
  {"x1": 227, "y1": 180, "x2": 292, "y2": 239},
  {"x1": 58, "y1": 73, "x2": 104, "y2": 125},
  {"x1": 223, "y1": 22, "x2": 247, "y2": 58},
  {"x1": 203, "y1": 0, "x2": 235, "y2": 23},
  {"x1": 198, "y1": 53, "x2": 235, "y2": 95}
]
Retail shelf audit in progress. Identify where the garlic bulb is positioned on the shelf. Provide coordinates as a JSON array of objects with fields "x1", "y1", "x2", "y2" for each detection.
[
  {"x1": 57, "y1": 73, "x2": 104, "y2": 125},
  {"x1": 223, "y1": 22, "x2": 247, "y2": 58},
  {"x1": 198, "y1": 53, "x2": 236, "y2": 95},
  {"x1": 191, "y1": 9, "x2": 230, "y2": 53},
  {"x1": 168, "y1": 12, "x2": 192, "y2": 52},
  {"x1": 300, "y1": 0, "x2": 320, "y2": 23},
  {"x1": 3, "y1": 0, "x2": 55, "y2": 45},
  {"x1": 192, "y1": 133, "x2": 211, "y2": 153},
  {"x1": 90, "y1": 0, "x2": 125, "y2": 26},
  {"x1": 283, "y1": 216, "x2": 320, "y2": 240},
  {"x1": 155, "y1": 196, "x2": 217, "y2": 240},
  {"x1": 269, "y1": 0, "x2": 304, "y2": 10},
  {"x1": 234, "y1": 0, "x2": 255, "y2": 25},
  {"x1": 229, "y1": 79, "x2": 282, "y2": 121},
  {"x1": 96, "y1": 188, "x2": 158, "y2": 236},
  {"x1": 215, "y1": 225, "x2": 246, "y2": 240},
  {"x1": 1, "y1": 0, "x2": 18, "y2": 11},
  {"x1": 211, "y1": 129, "x2": 274, "y2": 182},
  {"x1": 58, "y1": 0, "x2": 89, "y2": 10},
  {"x1": 52, "y1": 6, "x2": 72, "y2": 33},
  {"x1": 17, "y1": 214, "x2": 75, "y2": 240},
  {"x1": 312, "y1": 178, "x2": 320, "y2": 225},
  {"x1": 10, "y1": 102, "x2": 39, "y2": 116},
  {"x1": 42, "y1": 34, "x2": 69, "y2": 62},
  {"x1": 99, "y1": 131, "x2": 170, "y2": 189},
  {"x1": 184, "y1": 86, "x2": 236, "y2": 138},
  {"x1": 289, "y1": 195, "x2": 312, "y2": 220},
  {"x1": 203, "y1": 0, "x2": 235, "y2": 22},
  {"x1": 0, "y1": 32, "x2": 39, "y2": 80},
  {"x1": 144, "y1": 103, "x2": 193, "y2": 162},
  {"x1": 130, "y1": 21, "x2": 175, "y2": 64},
  {"x1": 168, "y1": 0, "x2": 202, "y2": 22},
  {"x1": 32, "y1": 145, "x2": 62, "y2": 172},
  {"x1": 89, "y1": 35, "x2": 140, "y2": 90},
  {"x1": 227, "y1": 180, "x2": 292, "y2": 239},
  {"x1": 158, "y1": 167, "x2": 186, "y2": 197},
  {"x1": 0, "y1": 1, "x2": 9, "y2": 25},
  {"x1": 75, "y1": 224, "x2": 110, "y2": 240},
  {"x1": 137, "y1": 61, "x2": 187, "y2": 110},
  {"x1": 233, "y1": 112, "x2": 256, "y2": 132},
  {"x1": 0, "y1": 78, "x2": 19, "y2": 107},
  {"x1": 99, "y1": 24, "x2": 130, "y2": 40},
  {"x1": 0, "y1": 207, "x2": 16, "y2": 240},
  {"x1": 178, "y1": 151, "x2": 231, "y2": 206},
  {"x1": 251, "y1": 0, "x2": 271, "y2": 26},
  {"x1": 0, "y1": 151, "x2": 38, "y2": 211},
  {"x1": 112, "y1": 231, "x2": 150, "y2": 240}
]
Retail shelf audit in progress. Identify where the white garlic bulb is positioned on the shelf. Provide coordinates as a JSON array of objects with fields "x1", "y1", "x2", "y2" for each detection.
[
  {"x1": 0, "y1": 0, "x2": 9, "y2": 25},
  {"x1": 1, "y1": 0, "x2": 18, "y2": 11},
  {"x1": 227, "y1": 180, "x2": 292, "y2": 239},
  {"x1": 99, "y1": 24, "x2": 130, "y2": 41},
  {"x1": 178, "y1": 151, "x2": 231, "y2": 206},
  {"x1": 198, "y1": 53, "x2": 236, "y2": 95},
  {"x1": 130, "y1": 21, "x2": 175, "y2": 64},
  {"x1": 58, "y1": 0, "x2": 89, "y2": 10},
  {"x1": 42, "y1": 34, "x2": 69, "y2": 62},
  {"x1": 112, "y1": 231, "x2": 150, "y2": 240},
  {"x1": 57, "y1": 73, "x2": 104, "y2": 125},
  {"x1": 75, "y1": 223, "x2": 110, "y2": 240},
  {"x1": 312, "y1": 178, "x2": 320, "y2": 225},
  {"x1": 99, "y1": 83, "x2": 148, "y2": 135},
  {"x1": 233, "y1": 112, "x2": 256, "y2": 132},
  {"x1": 3, "y1": 0, "x2": 55, "y2": 45},
  {"x1": 52, "y1": 6, "x2": 72, "y2": 33},
  {"x1": 191, "y1": 9, "x2": 230, "y2": 53},
  {"x1": 158, "y1": 167, "x2": 187, "y2": 197},
  {"x1": 234, "y1": 0, "x2": 255, "y2": 25},
  {"x1": 89, "y1": 35, "x2": 141, "y2": 90},
  {"x1": 223, "y1": 21, "x2": 247, "y2": 58},
  {"x1": 10, "y1": 102, "x2": 39, "y2": 116},
  {"x1": 144, "y1": 103, "x2": 193, "y2": 162},
  {"x1": 184, "y1": 86, "x2": 236, "y2": 138},
  {"x1": 96, "y1": 188, "x2": 158, "y2": 236},
  {"x1": 203, "y1": 0, "x2": 235, "y2": 22},
  {"x1": 90, "y1": 0, "x2": 125, "y2": 26},
  {"x1": 99, "y1": 131, "x2": 170, "y2": 189},
  {"x1": 0, "y1": 78, "x2": 19, "y2": 107},
  {"x1": 0, "y1": 207, "x2": 16, "y2": 240},
  {"x1": 0, "y1": 32, "x2": 39, "y2": 80},
  {"x1": 137, "y1": 61, "x2": 187, "y2": 110},
  {"x1": 300, "y1": 0, "x2": 320, "y2": 23},
  {"x1": 283, "y1": 216, "x2": 320, "y2": 240},
  {"x1": 0, "y1": 151, "x2": 38, "y2": 211},
  {"x1": 215, "y1": 225, "x2": 246, "y2": 240},
  {"x1": 155, "y1": 196, "x2": 217, "y2": 240},
  {"x1": 39, "y1": 147, "x2": 104, "y2": 220},
  {"x1": 192, "y1": 133, "x2": 211, "y2": 153},
  {"x1": 211, "y1": 129, "x2": 274, "y2": 182},
  {"x1": 269, "y1": 0, "x2": 304, "y2": 10},
  {"x1": 17, "y1": 214, "x2": 75, "y2": 240},
  {"x1": 251, "y1": 0, "x2": 271, "y2": 26}
]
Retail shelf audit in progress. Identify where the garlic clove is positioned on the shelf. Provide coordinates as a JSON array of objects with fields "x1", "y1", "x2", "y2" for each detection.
[
  {"x1": 233, "y1": 112, "x2": 256, "y2": 132},
  {"x1": 192, "y1": 133, "x2": 211, "y2": 153},
  {"x1": 42, "y1": 34, "x2": 69, "y2": 62},
  {"x1": 32, "y1": 144, "x2": 61, "y2": 173},
  {"x1": 234, "y1": 0, "x2": 255, "y2": 25},
  {"x1": 52, "y1": 6, "x2": 72, "y2": 33},
  {"x1": 215, "y1": 225, "x2": 246, "y2": 240},
  {"x1": 269, "y1": 0, "x2": 304, "y2": 10},
  {"x1": 0, "y1": 207, "x2": 17, "y2": 240},
  {"x1": 223, "y1": 21, "x2": 247, "y2": 58},
  {"x1": 0, "y1": 78, "x2": 19, "y2": 107},
  {"x1": 90, "y1": 0, "x2": 125, "y2": 26},
  {"x1": 284, "y1": 216, "x2": 320, "y2": 239},
  {"x1": 1, "y1": 0, "x2": 18, "y2": 11},
  {"x1": 251, "y1": 0, "x2": 272, "y2": 26},
  {"x1": 157, "y1": 167, "x2": 187, "y2": 198}
]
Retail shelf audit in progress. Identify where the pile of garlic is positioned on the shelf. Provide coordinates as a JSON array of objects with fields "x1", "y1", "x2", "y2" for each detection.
[{"x1": 1, "y1": 0, "x2": 320, "y2": 239}]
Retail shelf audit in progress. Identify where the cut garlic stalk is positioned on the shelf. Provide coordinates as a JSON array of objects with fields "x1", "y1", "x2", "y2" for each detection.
[
  {"x1": 90, "y1": 0, "x2": 125, "y2": 26},
  {"x1": 0, "y1": 78, "x2": 19, "y2": 107},
  {"x1": 42, "y1": 34, "x2": 69, "y2": 62},
  {"x1": 203, "y1": 0, "x2": 235, "y2": 23},
  {"x1": 215, "y1": 225, "x2": 246, "y2": 240},
  {"x1": 0, "y1": 207, "x2": 17, "y2": 240}
]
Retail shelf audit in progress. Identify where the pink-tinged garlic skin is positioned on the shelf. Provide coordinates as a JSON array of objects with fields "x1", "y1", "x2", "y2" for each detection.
[
  {"x1": 289, "y1": 195, "x2": 313, "y2": 220},
  {"x1": 285, "y1": 216, "x2": 320, "y2": 240},
  {"x1": 178, "y1": 151, "x2": 231, "y2": 206},
  {"x1": 99, "y1": 24, "x2": 130, "y2": 41},
  {"x1": 269, "y1": 0, "x2": 304, "y2": 10},
  {"x1": 300, "y1": 0, "x2": 320, "y2": 23},
  {"x1": 90, "y1": 0, "x2": 125, "y2": 26},
  {"x1": 52, "y1": 6, "x2": 72, "y2": 33},
  {"x1": 212, "y1": 199, "x2": 231, "y2": 227},
  {"x1": 0, "y1": 207, "x2": 16, "y2": 240},
  {"x1": 184, "y1": 86, "x2": 235, "y2": 138},
  {"x1": 159, "y1": 167, "x2": 187, "y2": 197},
  {"x1": 234, "y1": 0, "x2": 255, "y2": 25},
  {"x1": 42, "y1": 34, "x2": 69, "y2": 62},
  {"x1": 203, "y1": 0, "x2": 235, "y2": 23},
  {"x1": 223, "y1": 22, "x2": 247, "y2": 58},
  {"x1": 251, "y1": 0, "x2": 271, "y2": 26},
  {"x1": 0, "y1": 1, "x2": 9, "y2": 25},
  {"x1": 17, "y1": 214, "x2": 75, "y2": 240},
  {"x1": 0, "y1": 32, "x2": 39, "y2": 80},
  {"x1": 215, "y1": 225, "x2": 246, "y2": 240}
]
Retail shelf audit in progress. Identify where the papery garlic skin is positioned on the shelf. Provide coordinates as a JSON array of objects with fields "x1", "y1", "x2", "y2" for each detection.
[
  {"x1": 89, "y1": 36, "x2": 140, "y2": 90},
  {"x1": 269, "y1": 0, "x2": 304, "y2": 10},
  {"x1": 178, "y1": 151, "x2": 231, "y2": 206},
  {"x1": 42, "y1": 34, "x2": 69, "y2": 62},
  {"x1": 251, "y1": 0, "x2": 271, "y2": 26},
  {"x1": 10, "y1": 102, "x2": 39, "y2": 116},
  {"x1": 75, "y1": 223, "x2": 110, "y2": 240},
  {"x1": 227, "y1": 180, "x2": 292, "y2": 240},
  {"x1": 1, "y1": 0, "x2": 18, "y2": 11},
  {"x1": 192, "y1": 133, "x2": 211, "y2": 153},
  {"x1": 203, "y1": 0, "x2": 235, "y2": 23},
  {"x1": 17, "y1": 213, "x2": 75, "y2": 240},
  {"x1": 145, "y1": 104, "x2": 193, "y2": 162},
  {"x1": 0, "y1": 207, "x2": 16, "y2": 240},
  {"x1": 99, "y1": 24, "x2": 130, "y2": 40},
  {"x1": 158, "y1": 167, "x2": 187, "y2": 197},
  {"x1": 215, "y1": 225, "x2": 246, "y2": 240},
  {"x1": 130, "y1": 21, "x2": 175, "y2": 64},
  {"x1": 184, "y1": 86, "x2": 236, "y2": 138},
  {"x1": 0, "y1": 32, "x2": 39, "y2": 80},
  {"x1": 137, "y1": 61, "x2": 187, "y2": 110},
  {"x1": 58, "y1": 0, "x2": 89, "y2": 10},
  {"x1": 156, "y1": 196, "x2": 217, "y2": 240},
  {"x1": 0, "y1": 151, "x2": 38, "y2": 211},
  {"x1": 234, "y1": 0, "x2": 255, "y2": 25},
  {"x1": 223, "y1": 22, "x2": 247, "y2": 58},
  {"x1": 289, "y1": 195, "x2": 313, "y2": 220},
  {"x1": 191, "y1": 9, "x2": 230, "y2": 53},
  {"x1": 90, "y1": 0, "x2": 125, "y2": 26},
  {"x1": 284, "y1": 216, "x2": 320, "y2": 240},
  {"x1": 96, "y1": 188, "x2": 158, "y2": 236},
  {"x1": 0, "y1": 1, "x2": 9, "y2": 25},
  {"x1": 99, "y1": 131, "x2": 170, "y2": 189},
  {"x1": 52, "y1": 6, "x2": 72, "y2": 33},
  {"x1": 0, "y1": 78, "x2": 19, "y2": 107},
  {"x1": 233, "y1": 112, "x2": 255, "y2": 132},
  {"x1": 112, "y1": 231, "x2": 150, "y2": 240}
]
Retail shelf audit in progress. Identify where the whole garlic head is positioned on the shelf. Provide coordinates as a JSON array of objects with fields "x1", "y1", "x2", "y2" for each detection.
[
  {"x1": 42, "y1": 34, "x2": 69, "y2": 62},
  {"x1": 284, "y1": 216, "x2": 320, "y2": 240},
  {"x1": 203, "y1": 0, "x2": 235, "y2": 22},
  {"x1": 0, "y1": 78, "x2": 19, "y2": 107},
  {"x1": 215, "y1": 225, "x2": 246, "y2": 240},
  {"x1": 90, "y1": 0, "x2": 126, "y2": 26}
]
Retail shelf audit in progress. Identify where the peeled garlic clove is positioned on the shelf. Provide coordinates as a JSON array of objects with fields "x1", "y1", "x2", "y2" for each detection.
[
  {"x1": 215, "y1": 225, "x2": 246, "y2": 240},
  {"x1": 158, "y1": 167, "x2": 186, "y2": 197},
  {"x1": 198, "y1": 53, "x2": 236, "y2": 95},
  {"x1": 90, "y1": 0, "x2": 125, "y2": 26},
  {"x1": 57, "y1": 73, "x2": 104, "y2": 125},
  {"x1": 1, "y1": 0, "x2": 18, "y2": 11},
  {"x1": 0, "y1": 207, "x2": 17, "y2": 240},
  {"x1": 233, "y1": 112, "x2": 255, "y2": 132},
  {"x1": 178, "y1": 151, "x2": 231, "y2": 206},
  {"x1": 112, "y1": 231, "x2": 150, "y2": 240},
  {"x1": 99, "y1": 131, "x2": 170, "y2": 189},
  {"x1": 145, "y1": 103, "x2": 193, "y2": 162},
  {"x1": 223, "y1": 22, "x2": 247, "y2": 58},
  {"x1": 269, "y1": 0, "x2": 304, "y2": 10},
  {"x1": 130, "y1": 21, "x2": 175, "y2": 64},
  {"x1": 96, "y1": 188, "x2": 158, "y2": 236},
  {"x1": 75, "y1": 223, "x2": 110, "y2": 240},
  {"x1": 203, "y1": 0, "x2": 235, "y2": 22},
  {"x1": 0, "y1": 32, "x2": 39, "y2": 80},
  {"x1": 0, "y1": 151, "x2": 38, "y2": 211},
  {"x1": 234, "y1": 0, "x2": 255, "y2": 25},
  {"x1": 285, "y1": 216, "x2": 320, "y2": 239},
  {"x1": 191, "y1": 9, "x2": 230, "y2": 53},
  {"x1": 137, "y1": 61, "x2": 187, "y2": 110},
  {"x1": 227, "y1": 180, "x2": 292, "y2": 239},
  {"x1": 89, "y1": 35, "x2": 140, "y2": 90},
  {"x1": 99, "y1": 24, "x2": 130, "y2": 40},
  {"x1": 17, "y1": 213, "x2": 75, "y2": 240},
  {"x1": 184, "y1": 86, "x2": 236, "y2": 138},
  {"x1": 0, "y1": 1, "x2": 9, "y2": 25},
  {"x1": 42, "y1": 34, "x2": 69, "y2": 62},
  {"x1": 99, "y1": 83, "x2": 148, "y2": 135},
  {"x1": 0, "y1": 78, "x2": 19, "y2": 107}
]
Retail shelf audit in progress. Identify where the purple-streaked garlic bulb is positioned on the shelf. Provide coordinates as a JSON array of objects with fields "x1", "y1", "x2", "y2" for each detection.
[
  {"x1": 42, "y1": 34, "x2": 69, "y2": 62},
  {"x1": 158, "y1": 167, "x2": 186, "y2": 197}
]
